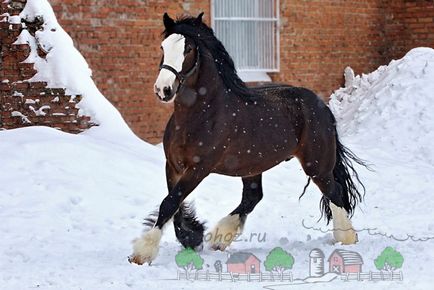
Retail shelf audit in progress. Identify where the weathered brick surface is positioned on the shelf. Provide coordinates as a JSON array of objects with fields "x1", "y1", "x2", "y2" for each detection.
[
  {"x1": 272, "y1": 0, "x2": 388, "y2": 99},
  {"x1": 0, "y1": 0, "x2": 94, "y2": 133},
  {"x1": 0, "y1": 81, "x2": 92, "y2": 133},
  {"x1": 49, "y1": 0, "x2": 209, "y2": 143},
  {"x1": 385, "y1": 0, "x2": 434, "y2": 60},
  {"x1": 50, "y1": 0, "x2": 392, "y2": 143},
  {"x1": 2, "y1": 1, "x2": 434, "y2": 143}
]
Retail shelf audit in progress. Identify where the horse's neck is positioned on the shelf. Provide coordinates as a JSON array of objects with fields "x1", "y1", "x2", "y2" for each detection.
[{"x1": 173, "y1": 58, "x2": 227, "y2": 123}]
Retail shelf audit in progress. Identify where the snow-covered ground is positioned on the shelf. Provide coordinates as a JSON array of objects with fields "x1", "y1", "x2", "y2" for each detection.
[
  {"x1": 2, "y1": 51, "x2": 434, "y2": 289},
  {"x1": 2, "y1": 1, "x2": 434, "y2": 289}
]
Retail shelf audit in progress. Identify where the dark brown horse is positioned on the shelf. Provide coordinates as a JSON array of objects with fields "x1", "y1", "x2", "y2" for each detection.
[{"x1": 129, "y1": 13, "x2": 366, "y2": 265}]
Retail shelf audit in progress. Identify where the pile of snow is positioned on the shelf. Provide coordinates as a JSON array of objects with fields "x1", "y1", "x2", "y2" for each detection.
[
  {"x1": 13, "y1": 0, "x2": 135, "y2": 140},
  {"x1": 330, "y1": 47, "x2": 434, "y2": 165},
  {"x1": 327, "y1": 47, "x2": 434, "y2": 243},
  {"x1": 2, "y1": 48, "x2": 434, "y2": 289}
]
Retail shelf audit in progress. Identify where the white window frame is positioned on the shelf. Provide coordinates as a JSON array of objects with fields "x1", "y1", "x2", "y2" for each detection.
[{"x1": 211, "y1": 0, "x2": 280, "y2": 82}]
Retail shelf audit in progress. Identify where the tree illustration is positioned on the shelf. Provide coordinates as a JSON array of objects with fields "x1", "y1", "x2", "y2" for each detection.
[
  {"x1": 175, "y1": 248, "x2": 204, "y2": 280},
  {"x1": 264, "y1": 247, "x2": 295, "y2": 280},
  {"x1": 374, "y1": 247, "x2": 404, "y2": 272}
]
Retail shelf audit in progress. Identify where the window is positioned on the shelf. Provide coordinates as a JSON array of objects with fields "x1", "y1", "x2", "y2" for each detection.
[{"x1": 212, "y1": 0, "x2": 279, "y2": 82}]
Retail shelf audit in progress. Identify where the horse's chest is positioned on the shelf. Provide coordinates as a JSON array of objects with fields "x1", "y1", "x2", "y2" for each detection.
[{"x1": 166, "y1": 133, "x2": 206, "y2": 169}]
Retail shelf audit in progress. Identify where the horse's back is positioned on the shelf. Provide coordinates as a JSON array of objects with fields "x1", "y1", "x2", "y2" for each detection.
[
  {"x1": 250, "y1": 83, "x2": 321, "y2": 104},
  {"x1": 251, "y1": 83, "x2": 335, "y2": 140}
]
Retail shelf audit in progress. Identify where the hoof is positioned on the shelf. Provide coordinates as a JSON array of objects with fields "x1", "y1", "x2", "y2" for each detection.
[
  {"x1": 334, "y1": 228, "x2": 358, "y2": 245},
  {"x1": 330, "y1": 203, "x2": 358, "y2": 245},
  {"x1": 129, "y1": 228, "x2": 161, "y2": 265},
  {"x1": 210, "y1": 242, "x2": 228, "y2": 251},
  {"x1": 207, "y1": 214, "x2": 242, "y2": 251},
  {"x1": 194, "y1": 242, "x2": 204, "y2": 252},
  {"x1": 128, "y1": 254, "x2": 152, "y2": 265}
]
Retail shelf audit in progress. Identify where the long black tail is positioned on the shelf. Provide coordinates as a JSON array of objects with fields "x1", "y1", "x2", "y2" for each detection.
[{"x1": 320, "y1": 116, "x2": 368, "y2": 223}]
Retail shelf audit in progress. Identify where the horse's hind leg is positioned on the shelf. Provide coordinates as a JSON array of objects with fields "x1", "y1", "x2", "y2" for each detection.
[
  {"x1": 208, "y1": 174, "x2": 263, "y2": 251},
  {"x1": 296, "y1": 141, "x2": 357, "y2": 244},
  {"x1": 310, "y1": 174, "x2": 358, "y2": 244}
]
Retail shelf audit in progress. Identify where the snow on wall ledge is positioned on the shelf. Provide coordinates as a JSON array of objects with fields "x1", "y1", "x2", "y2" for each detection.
[
  {"x1": 13, "y1": 0, "x2": 137, "y2": 140},
  {"x1": 329, "y1": 47, "x2": 434, "y2": 166}
]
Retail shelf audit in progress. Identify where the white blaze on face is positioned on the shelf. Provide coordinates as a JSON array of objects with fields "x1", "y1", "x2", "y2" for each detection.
[{"x1": 154, "y1": 33, "x2": 186, "y2": 102}]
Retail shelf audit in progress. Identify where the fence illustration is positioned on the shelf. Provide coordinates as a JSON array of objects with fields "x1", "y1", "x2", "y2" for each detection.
[
  {"x1": 177, "y1": 270, "x2": 293, "y2": 282},
  {"x1": 340, "y1": 271, "x2": 403, "y2": 282}
]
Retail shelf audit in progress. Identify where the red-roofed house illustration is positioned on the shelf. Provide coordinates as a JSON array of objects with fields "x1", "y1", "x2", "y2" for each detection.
[
  {"x1": 226, "y1": 252, "x2": 261, "y2": 274},
  {"x1": 328, "y1": 249, "x2": 363, "y2": 274}
]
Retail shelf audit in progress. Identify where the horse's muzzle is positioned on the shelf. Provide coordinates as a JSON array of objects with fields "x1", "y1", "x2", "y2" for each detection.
[
  {"x1": 154, "y1": 84, "x2": 175, "y2": 103},
  {"x1": 156, "y1": 92, "x2": 175, "y2": 103}
]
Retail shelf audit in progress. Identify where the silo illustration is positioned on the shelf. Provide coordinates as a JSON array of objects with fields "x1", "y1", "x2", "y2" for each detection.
[{"x1": 309, "y1": 248, "x2": 325, "y2": 277}]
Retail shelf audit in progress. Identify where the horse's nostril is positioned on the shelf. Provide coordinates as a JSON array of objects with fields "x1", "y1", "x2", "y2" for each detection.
[{"x1": 163, "y1": 86, "x2": 172, "y2": 98}]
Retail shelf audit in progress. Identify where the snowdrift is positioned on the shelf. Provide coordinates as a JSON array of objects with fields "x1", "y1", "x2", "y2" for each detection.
[
  {"x1": 15, "y1": 0, "x2": 136, "y2": 139},
  {"x1": 330, "y1": 47, "x2": 434, "y2": 165}
]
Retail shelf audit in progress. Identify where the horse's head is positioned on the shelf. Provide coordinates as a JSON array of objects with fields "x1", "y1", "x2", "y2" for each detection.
[{"x1": 154, "y1": 13, "x2": 203, "y2": 103}]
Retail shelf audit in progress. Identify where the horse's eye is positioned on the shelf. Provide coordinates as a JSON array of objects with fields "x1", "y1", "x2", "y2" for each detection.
[{"x1": 185, "y1": 45, "x2": 192, "y2": 53}]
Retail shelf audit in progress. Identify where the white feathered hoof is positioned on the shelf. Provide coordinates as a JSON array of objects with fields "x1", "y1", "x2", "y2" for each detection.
[
  {"x1": 208, "y1": 214, "x2": 242, "y2": 251},
  {"x1": 330, "y1": 203, "x2": 358, "y2": 245},
  {"x1": 128, "y1": 228, "x2": 162, "y2": 265},
  {"x1": 333, "y1": 227, "x2": 358, "y2": 245}
]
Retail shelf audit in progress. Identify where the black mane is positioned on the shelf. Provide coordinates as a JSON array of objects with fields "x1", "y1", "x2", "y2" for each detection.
[{"x1": 163, "y1": 15, "x2": 257, "y2": 100}]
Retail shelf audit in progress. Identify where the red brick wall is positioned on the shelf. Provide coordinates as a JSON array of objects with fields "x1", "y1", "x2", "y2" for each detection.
[
  {"x1": 385, "y1": 0, "x2": 434, "y2": 60},
  {"x1": 272, "y1": 0, "x2": 387, "y2": 99},
  {"x1": 3, "y1": 1, "x2": 434, "y2": 143},
  {"x1": 49, "y1": 0, "x2": 210, "y2": 143},
  {"x1": 0, "y1": 0, "x2": 93, "y2": 133},
  {"x1": 50, "y1": 0, "x2": 391, "y2": 143}
]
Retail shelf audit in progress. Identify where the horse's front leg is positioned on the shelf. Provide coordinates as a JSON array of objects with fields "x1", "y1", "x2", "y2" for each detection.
[
  {"x1": 129, "y1": 168, "x2": 207, "y2": 265},
  {"x1": 208, "y1": 174, "x2": 263, "y2": 251},
  {"x1": 165, "y1": 162, "x2": 205, "y2": 250}
]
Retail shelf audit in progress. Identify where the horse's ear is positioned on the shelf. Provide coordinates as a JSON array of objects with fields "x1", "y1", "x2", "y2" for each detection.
[
  {"x1": 194, "y1": 12, "x2": 204, "y2": 25},
  {"x1": 163, "y1": 12, "x2": 175, "y2": 29}
]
